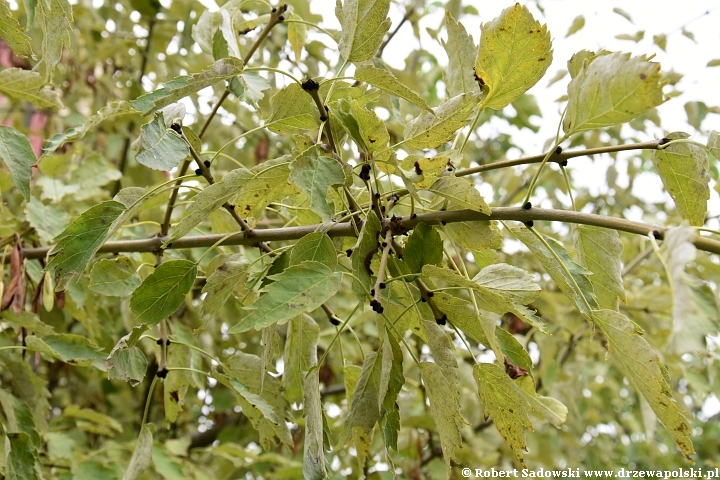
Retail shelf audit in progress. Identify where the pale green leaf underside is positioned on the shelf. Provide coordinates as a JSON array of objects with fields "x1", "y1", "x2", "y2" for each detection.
[
  {"x1": 0, "y1": 125, "x2": 36, "y2": 200},
  {"x1": 290, "y1": 232, "x2": 338, "y2": 271},
  {"x1": 135, "y1": 113, "x2": 189, "y2": 171},
  {"x1": 230, "y1": 261, "x2": 341, "y2": 333},
  {"x1": 122, "y1": 425, "x2": 153, "y2": 480},
  {"x1": 130, "y1": 260, "x2": 197, "y2": 325},
  {"x1": 652, "y1": 132, "x2": 710, "y2": 226},
  {"x1": 563, "y1": 52, "x2": 664, "y2": 135},
  {"x1": 575, "y1": 225, "x2": 625, "y2": 310},
  {"x1": 266, "y1": 83, "x2": 317, "y2": 134},
  {"x1": 427, "y1": 176, "x2": 491, "y2": 214},
  {"x1": 335, "y1": 0, "x2": 391, "y2": 62},
  {"x1": 230, "y1": 156, "x2": 299, "y2": 219},
  {"x1": 201, "y1": 257, "x2": 249, "y2": 319},
  {"x1": 474, "y1": 3, "x2": 553, "y2": 110},
  {"x1": 403, "y1": 93, "x2": 477, "y2": 149},
  {"x1": 442, "y1": 11, "x2": 480, "y2": 98},
  {"x1": 592, "y1": 310, "x2": 694, "y2": 461},
  {"x1": 0, "y1": 2, "x2": 34, "y2": 57},
  {"x1": 289, "y1": 146, "x2": 347, "y2": 221},
  {"x1": 131, "y1": 57, "x2": 245, "y2": 115},
  {"x1": 354, "y1": 65, "x2": 432, "y2": 112},
  {"x1": 37, "y1": 0, "x2": 73, "y2": 81},
  {"x1": 88, "y1": 257, "x2": 142, "y2": 297},
  {"x1": 350, "y1": 211, "x2": 382, "y2": 299}
]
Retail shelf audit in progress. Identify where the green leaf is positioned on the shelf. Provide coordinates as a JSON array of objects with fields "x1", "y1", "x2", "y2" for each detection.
[
  {"x1": 283, "y1": 315, "x2": 319, "y2": 404},
  {"x1": 0, "y1": 389, "x2": 41, "y2": 450},
  {"x1": 130, "y1": 57, "x2": 245, "y2": 115},
  {"x1": 25, "y1": 197, "x2": 69, "y2": 244},
  {"x1": 37, "y1": 0, "x2": 73, "y2": 81},
  {"x1": 289, "y1": 145, "x2": 347, "y2": 221},
  {"x1": 5, "y1": 433, "x2": 43, "y2": 480},
  {"x1": 354, "y1": 65, "x2": 432, "y2": 112},
  {"x1": 130, "y1": 260, "x2": 196, "y2": 325},
  {"x1": 0, "y1": 2, "x2": 34, "y2": 57},
  {"x1": 350, "y1": 211, "x2": 381, "y2": 299},
  {"x1": 433, "y1": 292, "x2": 502, "y2": 359},
  {"x1": 612, "y1": 7, "x2": 633, "y2": 23},
  {"x1": 0, "y1": 68, "x2": 62, "y2": 108},
  {"x1": 707, "y1": 130, "x2": 720, "y2": 158},
  {"x1": 230, "y1": 261, "x2": 342, "y2": 333},
  {"x1": 231, "y1": 156, "x2": 299, "y2": 219},
  {"x1": 342, "y1": 351, "x2": 382, "y2": 441},
  {"x1": 563, "y1": 52, "x2": 664, "y2": 135},
  {"x1": 427, "y1": 176, "x2": 491, "y2": 214},
  {"x1": 88, "y1": 257, "x2": 142, "y2": 297},
  {"x1": 514, "y1": 376, "x2": 568, "y2": 428},
  {"x1": 707, "y1": 59, "x2": 720, "y2": 67},
  {"x1": 474, "y1": 3, "x2": 553, "y2": 110},
  {"x1": 496, "y1": 327, "x2": 534, "y2": 377},
  {"x1": 122, "y1": 424, "x2": 153, "y2": 480},
  {"x1": 335, "y1": 0, "x2": 391, "y2": 62},
  {"x1": 592, "y1": 309, "x2": 694, "y2": 461},
  {"x1": 201, "y1": 255, "x2": 249, "y2": 319},
  {"x1": 44, "y1": 101, "x2": 140, "y2": 155},
  {"x1": 473, "y1": 362, "x2": 533, "y2": 467},
  {"x1": 404, "y1": 223, "x2": 443, "y2": 274},
  {"x1": 652, "y1": 132, "x2": 710, "y2": 226},
  {"x1": 168, "y1": 167, "x2": 252, "y2": 243},
  {"x1": 379, "y1": 330, "x2": 403, "y2": 451},
  {"x1": 0, "y1": 311, "x2": 55, "y2": 335},
  {"x1": 419, "y1": 362, "x2": 464, "y2": 472},
  {"x1": 565, "y1": 15, "x2": 585, "y2": 37},
  {"x1": 513, "y1": 227, "x2": 598, "y2": 316},
  {"x1": 403, "y1": 93, "x2": 477, "y2": 149},
  {"x1": 135, "y1": 112, "x2": 190, "y2": 171},
  {"x1": 444, "y1": 219, "x2": 502, "y2": 254},
  {"x1": 64, "y1": 404, "x2": 123, "y2": 433},
  {"x1": 0, "y1": 125, "x2": 36, "y2": 200},
  {"x1": 422, "y1": 264, "x2": 545, "y2": 332},
  {"x1": 228, "y1": 378, "x2": 279, "y2": 425},
  {"x1": 25, "y1": 334, "x2": 104, "y2": 366},
  {"x1": 290, "y1": 232, "x2": 338, "y2": 271},
  {"x1": 335, "y1": 99, "x2": 390, "y2": 161},
  {"x1": 575, "y1": 226, "x2": 625, "y2": 310},
  {"x1": 442, "y1": 11, "x2": 480, "y2": 98},
  {"x1": 287, "y1": 12, "x2": 306, "y2": 62},
  {"x1": 106, "y1": 342, "x2": 148, "y2": 387},
  {"x1": 615, "y1": 31, "x2": 644, "y2": 42},
  {"x1": 45, "y1": 201, "x2": 126, "y2": 289},
  {"x1": 164, "y1": 340, "x2": 191, "y2": 423},
  {"x1": 265, "y1": 83, "x2": 317, "y2": 134}
]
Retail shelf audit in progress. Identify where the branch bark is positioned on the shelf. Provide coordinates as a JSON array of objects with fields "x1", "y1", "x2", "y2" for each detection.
[{"x1": 19, "y1": 206, "x2": 720, "y2": 260}]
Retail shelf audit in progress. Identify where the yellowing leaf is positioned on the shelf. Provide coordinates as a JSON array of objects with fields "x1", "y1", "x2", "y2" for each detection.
[
  {"x1": 287, "y1": 13, "x2": 306, "y2": 62},
  {"x1": 335, "y1": 0, "x2": 391, "y2": 62},
  {"x1": 433, "y1": 292, "x2": 502, "y2": 359},
  {"x1": 474, "y1": 4, "x2": 553, "y2": 110},
  {"x1": 231, "y1": 157, "x2": 299, "y2": 219},
  {"x1": 131, "y1": 57, "x2": 245, "y2": 115},
  {"x1": 350, "y1": 211, "x2": 381, "y2": 299},
  {"x1": 0, "y1": 68, "x2": 62, "y2": 108},
  {"x1": 420, "y1": 362, "x2": 464, "y2": 473},
  {"x1": 515, "y1": 376, "x2": 568, "y2": 428},
  {"x1": 201, "y1": 255, "x2": 249, "y2": 319},
  {"x1": 592, "y1": 310, "x2": 694, "y2": 461},
  {"x1": 565, "y1": 15, "x2": 585, "y2": 38},
  {"x1": 0, "y1": 2, "x2": 34, "y2": 57},
  {"x1": 444, "y1": 219, "x2": 503, "y2": 254},
  {"x1": 342, "y1": 351, "x2": 382, "y2": 441},
  {"x1": 266, "y1": 83, "x2": 317, "y2": 134},
  {"x1": 283, "y1": 315, "x2": 319, "y2": 404},
  {"x1": 230, "y1": 261, "x2": 342, "y2": 333},
  {"x1": 442, "y1": 11, "x2": 480, "y2": 98},
  {"x1": 474, "y1": 363, "x2": 533, "y2": 466},
  {"x1": 427, "y1": 176, "x2": 491, "y2": 214},
  {"x1": 122, "y1": 425, "x2": 153, "y2": 480},
  {"x1": 612, "y1": 7, "x2": 633, "y2": 23},
  {"x1": 575, "y1": 226, "x2": 625, "y2": 310},
  {"x1": 130, "y1": 260, "x2": 197, "y2": 325},
  {"x1": 563, "y1": 52, "x2": 664, "y2": 135},
  {"x1": 403, "y1": 93, "x2": 477, "y2": 149},
  {"x1": 708, "y1": 130, "x2": 720, "y2": 158},
  {"x1": 355, "y1": 65, "x2": 432, "y2": 112},
  {"x1": 652, "y1": 132, "x2": 710, "y2": 226}
]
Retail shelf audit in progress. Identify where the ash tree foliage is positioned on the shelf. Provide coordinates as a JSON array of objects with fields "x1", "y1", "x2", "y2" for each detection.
[{"x1": 1, "y1": 0, "x2": 720, "y2": 478}]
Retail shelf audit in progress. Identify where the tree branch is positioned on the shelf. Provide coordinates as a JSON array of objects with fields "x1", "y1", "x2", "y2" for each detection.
[
  {"x1": 19, "y1": 206, "x2": 720, "y2": 260},
  {"x1": 377, "y1": 7, "x2": 412, "y2": 58}
]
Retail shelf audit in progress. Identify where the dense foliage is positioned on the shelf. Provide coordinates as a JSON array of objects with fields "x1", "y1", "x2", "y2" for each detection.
[{"x1": 1, "y1": 0, "x2": 719, "y2": 478}]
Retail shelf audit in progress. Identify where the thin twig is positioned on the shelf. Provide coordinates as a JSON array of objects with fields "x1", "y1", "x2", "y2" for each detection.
[{"x1": 377, "y1": 7, "x2": 412, "y2": 58}]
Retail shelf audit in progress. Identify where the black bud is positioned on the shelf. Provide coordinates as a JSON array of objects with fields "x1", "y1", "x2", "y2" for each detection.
[
  {"x1": 170, "y1": 123, "x2": 182, "y2": 134},
  {"x1": 324, "y1": 105, "x2": 329, "y2": 112},
  {"x1": 330, "y1": 317, "x2": 341, "y2": 326},
  {"x1": 319, "y1": 114, "x2": 328, "y2": 122},
  {"x1": 377, "y1": 305, "x2": 384, "y2": 314},
  {"x1": 166, "y1": 243, "x2": 172, "y2": 248},
  {"x1": 555, "y1": 146, "x2": 562, "y2": 155},
  {"x1": 441, "y1": 221, "x2": 447, "y2": 226},
  {"x1": 278, "y1": 15, "x2": 284, "y2": 21},
  {"x1": 379, "y1": 282, "x2": 386, "y2": 289},
  {"x1": 156, "y1": 339, "x2": 163, "y2": 345},
  {"x1": 271, "y1": 7, "x2": 277, "y2": 12},
  {"x1": 374, "y1": 193, "x2": 380, "y2": 199},
  {"x1": 204, "y1": 160, "x2": 211, "y2": 167},
  {"x1": 659, "y1": 137, "x2": 670, "y2": 145},
  {"x1": 370, "y1": 289, "x2": 375, "y2": 296},
  {"x1": 381, "y1": 206, "x2": 386, "y2": 212},
  {"x1": 381, "y1": 242, "x2": 387, "y2": 247},
  {"x1": 195, "y1": 168, "x2": 202, "y2": 175},
  {"x1": 411, "y1": 213, "x2": 417, "y2": 219},
  {"x1": 346, "y1": 249, "x2": 353, "y2": 257},
  {"x1": 561, "y1": 160, "x2": 568, "y2": 167},
  {"x1": 301, "y1": 78, "x2": 320, "y2": 91},
  {"x1": 447, "y1": 167, "x2": 453, "y2": 172},
  {"x1": 652, "y1": 230, "x2": 662, "y2": 240},
  {"x1": 437, "y1": 315, "x2": 447, "y2": 326},
  {"x1": 156, "y1": 369, "x2": 168, "y2": 378},
  {"x1": 421, "y1": 298, "x2": 427, "y2": 303},
  {"x1": 427, "y1": 291, "x2": 434, "y2": 298},
  {"x1": 524, "y1": 221, "x2": 534, "y2": 228},
  {"x1": 523, "y1": 202, "x2": 532, "y2": 210}
]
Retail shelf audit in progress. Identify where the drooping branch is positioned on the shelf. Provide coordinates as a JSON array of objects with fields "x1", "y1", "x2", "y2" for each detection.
[{"x1": 19, "y1": 206, "x2": 720, "y2": 260}]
